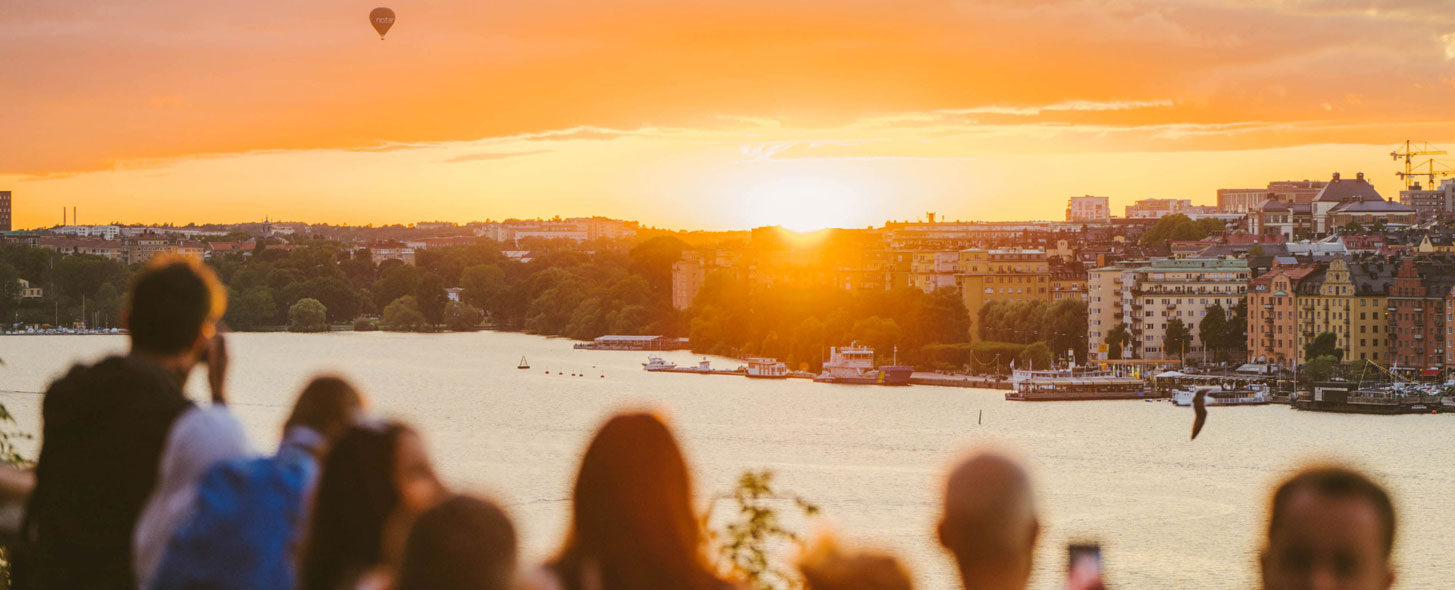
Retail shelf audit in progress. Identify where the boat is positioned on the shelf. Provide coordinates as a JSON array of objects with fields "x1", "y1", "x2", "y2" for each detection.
[
  {"x1": 1292, "y1": 382, "x2": 1438, "y2": 414},
  {"x1": 517, "y1": 356, "x2": 530, "y2": 370},
  {"x1": 685, "y1": 358, "x2": 714, "y2": 373},
  {"x1": 812, "y1": 344, "x2": 913, "y2": 385},
  {"x1": 746, "y1": 357, "x2": 789, "y2": 379},
  {"x1": 1005, "y1": 368, "x2": 1149, "y2": 401},
  {"x1": 642, "y1": 356, "x2": 677, "y2": 371},
  {"x1": 1172, "y1": 383, "x2": 1271, "y2": 406}
]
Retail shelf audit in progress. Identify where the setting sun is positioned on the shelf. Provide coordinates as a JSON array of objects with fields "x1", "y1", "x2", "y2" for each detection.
[{"x1": 742, "y1": 175, "x2": 866, "y2": 232}]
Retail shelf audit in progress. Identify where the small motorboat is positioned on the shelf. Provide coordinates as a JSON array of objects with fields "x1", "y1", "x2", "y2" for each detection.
[
  {"x1": 518, "y1": 356, "x2": 530, "y2": 370},
  {"x1": 643, "y1": 356, "x2": 677, "y2": 371}
]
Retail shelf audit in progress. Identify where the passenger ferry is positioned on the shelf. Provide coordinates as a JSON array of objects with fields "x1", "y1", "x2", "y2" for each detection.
[
  {"x1": 642, "y1": 356, "x2": 677, "y2": 371},
  {"x1": 812, "y1": 344, "x2": 913, "y2": 386},
  {"x1": 745, "y1": 357, "x2": 789, "y2": 379},
  {"x1": 1005, "y1": 368, "x2": 1149, "y2": 401},
  {"x1": 1171, "y1": 383, "x2": 1272, "y2": 406}
]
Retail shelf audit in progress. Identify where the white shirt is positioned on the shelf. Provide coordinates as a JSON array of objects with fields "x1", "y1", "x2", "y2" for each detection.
[{"x1": 132, "y1": 405, "x2": 255, "y2": 589}]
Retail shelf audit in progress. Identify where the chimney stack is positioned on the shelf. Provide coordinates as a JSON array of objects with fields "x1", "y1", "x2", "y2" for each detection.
[
  {"x1": 63, "y1": 206, "x2": 67, "y2": 226},
  {"x1": 1356, "y1": 172, "x2": 1364, "y2": 182},
  {"x1": 1332, "y1": 172, "x2": 1341, "y2": 181},
  {"x1": 73, "y1": 206, "x2": 77, "y2": 226}
]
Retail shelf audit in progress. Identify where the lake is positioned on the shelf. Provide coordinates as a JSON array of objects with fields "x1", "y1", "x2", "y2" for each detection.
[{"x1": 1, "y1": 332, "x2": 1451, "y2": 589}]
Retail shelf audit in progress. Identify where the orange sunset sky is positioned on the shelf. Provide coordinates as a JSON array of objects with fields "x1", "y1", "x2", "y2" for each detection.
[{"x1": 4, "y1": 0, "x2": 1455, "y2": 231}]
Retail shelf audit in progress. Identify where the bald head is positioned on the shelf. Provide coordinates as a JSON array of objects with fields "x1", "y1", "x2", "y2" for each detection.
[{"x1": 938, "y1": 452, "x2": 1038, "y2": 590}]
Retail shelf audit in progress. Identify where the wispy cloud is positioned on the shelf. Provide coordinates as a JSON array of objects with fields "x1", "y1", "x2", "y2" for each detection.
[{"x1": 441, "y1": 150, "x2": 553, "y2": 163}]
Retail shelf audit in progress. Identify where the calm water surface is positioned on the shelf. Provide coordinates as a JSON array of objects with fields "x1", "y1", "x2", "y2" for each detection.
[{"x1": 1, "y1": 332, "x2": 1451, "y2": 589}]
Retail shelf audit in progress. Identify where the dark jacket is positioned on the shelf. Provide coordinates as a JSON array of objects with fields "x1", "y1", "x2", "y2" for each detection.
[{"x1": 19, "y1": 355, "x2": 194, "y2": 590}]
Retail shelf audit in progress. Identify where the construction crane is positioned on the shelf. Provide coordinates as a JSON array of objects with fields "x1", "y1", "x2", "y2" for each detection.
[
  {"x1": 1396, "y1": 159, "x2": 1454, "y2": 190},
  {"x1": 1390, "y1": 140, "x2": 1448, "y2": 189}
]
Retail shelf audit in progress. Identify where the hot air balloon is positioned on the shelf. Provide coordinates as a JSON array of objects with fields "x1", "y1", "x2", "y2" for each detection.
[{"x1": 369, "y1": 7, "x2": 395, "y2": 40}]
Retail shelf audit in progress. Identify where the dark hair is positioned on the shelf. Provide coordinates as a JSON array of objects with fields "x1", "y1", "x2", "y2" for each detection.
[
  {"x1": 285, "y1": 376, "x2": 364, "y2": 444},
  {"x1": 125, "y1": 255, "x2": 226, "y2": 355},
  {"x1": 396, "y1": 495, "x2": 518, "y2": 590},
  {"x1": 299, "y1": 422, "x2": 409, "y2": 590},
  {"x1": 1269, "y1": 466, "x2": 1396, "y2": 558},
  {"x1": 550, "y1": 412, "x2": 726, "y2": 590}
]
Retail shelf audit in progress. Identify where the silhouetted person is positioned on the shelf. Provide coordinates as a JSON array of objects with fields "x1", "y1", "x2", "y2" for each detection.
[
  {"x1": 542, "y1": 412, "x2": 736, "y2": 590},
  {"x1": 1261, "y1": 466, "x2": 1396, "y2": 590},
  {"x1": 299, "y1": 421, "x2": 445, "y2": 590},
  {"x1": 19, "y1": 255, "x2": 227, "y2": 590},
  {"x1": 150, "y1": 376, "x2": 366, "y2": 590},
  {"x1": 937, "y1": 452, "x2": 1039, "y2": 590},
  {"x1": 395, "y1": 494, "x2": 518, "y2": 590},
  {"x1": 798, "y1": 535, "x2": 913, "y2": 590}
]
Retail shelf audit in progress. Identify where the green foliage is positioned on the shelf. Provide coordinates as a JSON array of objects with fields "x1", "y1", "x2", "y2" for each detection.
[
  {"x1": 970, "y1": 341, "x2": 1028, "y2": 374},
  {"x1": 1304, "y1": 355, "x2": 1341, "y2": 382},
  {"x1": 1164, "y1": 318, "x2": 1192, "y2": 359},
  {"x1": 850, "y1": 316, "x2": 903, "y2": 364},
  {"x1": 287, "y1": 298, "x2": 329, "y2": 333},
  {"x1": 382, "y1": 295, "x2": 427, "y2": 332},
  {"x1": 443, "y1": 301, "x2": 483, "y2": 331},
  {"x1": 352, "y1": 316, "x2": 379, "y2": 331},
  {"x1": 416, "y1": 273, "x2": 447, "y2": 327},
  {"x1": 1199, "y1": 303, "x2": 1230, "y2": 361},
  {"x1": 227, "y1": 286, "x2": 278, "y2": 331},
  {"x1": 1306, "y1": 331, "x2": 1344, "y2": 361},
  {"x1": 1249, "y1": 244, "x2": 1266, "y2": 258},
  {"x1": 1105, "y1": 322, "x2": 1131, "y2": 360},
  {"x1": 1042, "y1": 299, "x2": 1089, "y2": 362},
  {"x1": 1342, "y1": 221, "x2": 1364, "y2": 233},
  {"x1": 1017, "y1": 341, "x2": 1053, "y2": 369},
  {"x1": 1140, "y1": 214, "x2": 1224, "y2": 247},
  {"x1": 709, "y1": 470, "x2": 819, "y2": 590},
  {"x1": 374, "y1": 265, "x2": 420, "y2": 311}
]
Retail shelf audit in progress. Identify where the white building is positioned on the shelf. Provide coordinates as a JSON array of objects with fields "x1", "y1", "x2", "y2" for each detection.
[
  {"x1": 1089, "y1": 257, "x2": 1250, "y2": 361},
  {"x1": 1066, "y1": 196, "x2": 1111, "y2": 223}
]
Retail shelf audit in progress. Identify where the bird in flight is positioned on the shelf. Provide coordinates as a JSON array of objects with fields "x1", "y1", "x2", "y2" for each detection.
[{"x1": 1190, "y1": 388, "x2": 1208, "y2": 440}]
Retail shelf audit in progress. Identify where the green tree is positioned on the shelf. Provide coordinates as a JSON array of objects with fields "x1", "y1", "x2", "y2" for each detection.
[
  {"x1": 1041, "y1": 299, "x2": 1088, "y2": 362},
  {"x1": 416, "y1": 273, "x2": 447, "y2": 327},
  {"x1": 373, "y1": 265, "x2": 420, "y2": 311},
  {"x1": 1199, "y1": 303, "x2": 1229, "y2": 361},
  {"x1": 1306, "y1": 331, "x2": 1344, "y2": 361},
  {"x1": 288, "y1": 298, "x2": 328, "y2": 333},
  {"x1": 1342, "y1": 220, "x2": 1364, "y2": 233},
  {"x1": 628, "y1": 236, "x2": 688, "y2": 294},
  {"x1": 459, "y1": 264, "x2": 505, "y2": 311},
  {"x1": 1017, "y1": 341, "x2": 1054, "y2": 369},
  {"x1": 708, "y1": 470, "x2": 819, "y2": 590},
  {"x1": 443, "y1": 301, "x2": 483, "y2": 331},
  {"x1": 1304, "y1": 355, "x2": 1341, "y2": 382},
  {"x1": 850, "y1": 316, "x2": 903, "y2": 364},
  {"x1": 382, "y1": 295, "x2": 427, "y2": 332},
  {"x1": 228, "y1": 286, "x2": 279, "y2": 331},
  {"x1": 1105, "y1": 322, "x2": 1131, "y2": 360},
  {"x1": 1164, "y1": 318, "x2": 1193, "y2": 360}
]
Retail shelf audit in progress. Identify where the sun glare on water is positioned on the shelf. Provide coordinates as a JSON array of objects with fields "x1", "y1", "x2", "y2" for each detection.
[{"x1": 742, "y1": 175, "x2": 865, "y2": 232}]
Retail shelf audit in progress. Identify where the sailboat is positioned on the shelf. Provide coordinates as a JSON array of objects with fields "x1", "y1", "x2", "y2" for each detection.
[{"x1": 517, "y1": 356, "x2": 530, "y2": 370}]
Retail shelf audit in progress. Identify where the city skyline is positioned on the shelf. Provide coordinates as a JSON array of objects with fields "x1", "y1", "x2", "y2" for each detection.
[{"x1": 5, "y1": 0, "x2": 1455, "y2": 230}]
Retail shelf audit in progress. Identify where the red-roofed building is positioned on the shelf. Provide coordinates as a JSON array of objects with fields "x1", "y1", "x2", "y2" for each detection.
[
  {"x1": 1247, "y1": 264, "x2": 1319, "y2": 367},
  {"x1": 208, "y1": 241, "x2": 257, "y2": 256}
]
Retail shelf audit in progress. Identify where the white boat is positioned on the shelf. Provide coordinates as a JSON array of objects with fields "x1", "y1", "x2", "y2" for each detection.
[
  {"x1": 813, "y1": 344, "x2": 913, "y2": 385},
  {"x1": 1172, "y1": 384, "x2": 1271, "y2": 406},
  {"x1": 746, "y1": 357, "x2": 789, "y2": 379},
  {"x1": 642, "y1": 356, "x2": 677, "y2": 371}
]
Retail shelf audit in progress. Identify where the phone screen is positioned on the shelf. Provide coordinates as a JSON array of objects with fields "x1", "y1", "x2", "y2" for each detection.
[{"x1": 1067, "y1": 543, "x2": 1103, "y2": 589}]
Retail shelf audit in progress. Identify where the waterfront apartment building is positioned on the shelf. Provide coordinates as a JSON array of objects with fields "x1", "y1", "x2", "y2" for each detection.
[
  {"x1": 1088, "y1": 257, "x2": 1249, "y2": 361},
  {"x1": 1066, "y1": 196, "x2": 1111, "y2": 223},
  {"x1": 0, "y1": 191, "x2": 10, "y2": 232},
  {"x1": 671, "y1": 250, "x2": 744, "y2": 310},
  {"x1": 1292, "y1": 258, "x2": 1392, "y2": 365},
  {"x1": 1385, "y1": 257, "x2": 1455, "y2": 370},
  {"x1": 957, "y1": 248, "x2": 1050, "y2": 342},
  {"x1": 1050, "y1": 267, "x2": 1088, "y2": 302},
  {"x1": 1246, "y1": 264, "x2": 1318, "y2": 366}
]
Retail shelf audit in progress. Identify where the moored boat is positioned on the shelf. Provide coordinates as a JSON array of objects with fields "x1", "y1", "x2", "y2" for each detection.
[
  {"x1": 812, "y1": 344, "x2": 912, "y2": 385},
  {"x1": 642, "y1": 356, "x2": 677, "y2": 371},
  {"x1": 1172, "y1": 383, "x2": 1271, "y2": 406},
  {"x1": 746, "y1": 357, "x2": 789, "y2": 379},
  {"x1": 1005, "y1": 372, "x2": 1149, "y2": 401}
]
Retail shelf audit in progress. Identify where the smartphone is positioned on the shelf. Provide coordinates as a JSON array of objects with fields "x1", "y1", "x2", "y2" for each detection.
[{"x1": 1067, "y1": 543, "x2": 1103, "y2": 589}]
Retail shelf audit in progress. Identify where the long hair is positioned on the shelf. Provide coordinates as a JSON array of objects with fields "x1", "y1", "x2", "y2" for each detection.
[
  {"x1": 285, "y1": 375, "x2": 364, "y2": 444},
  {"x1": 299, "y1": 421, "x2": 408, "y2": 590},
  {"x1": 550, "y1": 412, "x2": 725, "y2": 590}
]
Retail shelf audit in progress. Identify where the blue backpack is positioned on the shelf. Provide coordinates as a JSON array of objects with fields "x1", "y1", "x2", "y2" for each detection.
[{"x1": 149, "y1": 444, "x2": 319, "y2": 590}]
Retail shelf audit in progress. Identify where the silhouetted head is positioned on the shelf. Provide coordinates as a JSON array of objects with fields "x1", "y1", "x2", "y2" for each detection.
[
  {"x1": 1261, "y1": 466, "x2": 1396, "y2": 590},
  {"x1": 123, "y1": 254, "x2": 226, "y2": 358},
  {"x1": 395, "y1": 494, "x2": 518, "y2": 590},
  {"x1": 798, "y1": 535, "x2": 913, "y2": 590},
  {"x1": 301, "y1": 421, "x2": 444, "y2": 590},
  {"x1": 551, "y1": 411, "x2": 724, "y2": 590},
  {"x1": 937, "y1": 452, "x2": 1038, "y2": 590},
  {"x1": 285, "y1": 376, "x2": 366, "y2": 446}
]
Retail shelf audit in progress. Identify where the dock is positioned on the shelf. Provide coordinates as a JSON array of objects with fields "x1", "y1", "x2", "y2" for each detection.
[{"x1": 909, "y1": 373, "x2": 1012, "y2": 390}]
